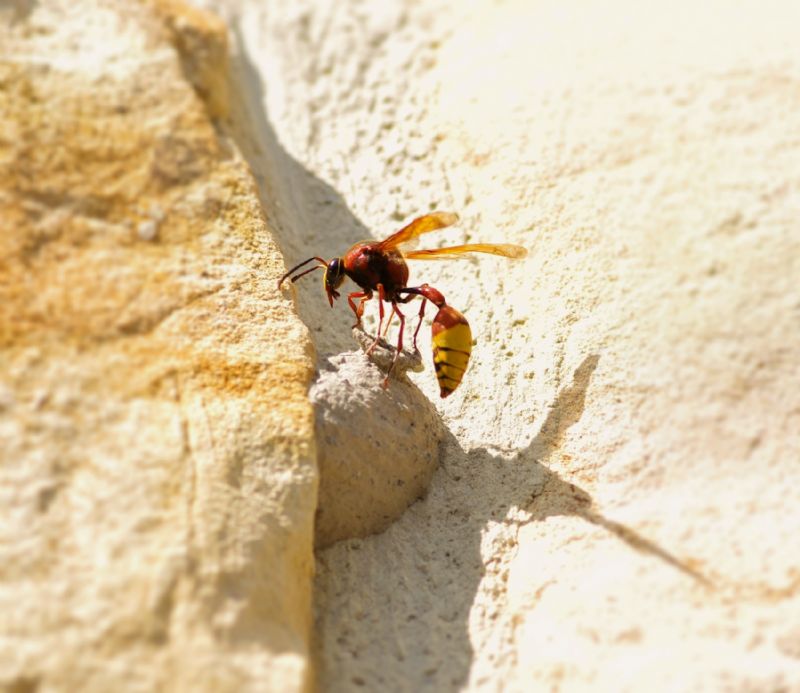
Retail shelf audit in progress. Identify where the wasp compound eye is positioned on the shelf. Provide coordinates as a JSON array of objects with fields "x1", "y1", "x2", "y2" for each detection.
[{"x1": 326, "y1": 258, "x2": 345, "y2": 290}]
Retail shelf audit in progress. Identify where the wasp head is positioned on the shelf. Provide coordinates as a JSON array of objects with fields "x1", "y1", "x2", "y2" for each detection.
[{"x1": 323, "y1": 257, "x2": 345, "y2": 307}]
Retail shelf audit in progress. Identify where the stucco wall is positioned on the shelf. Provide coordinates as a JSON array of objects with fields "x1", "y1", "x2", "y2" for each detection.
[{"x1": 3, "y1": 0, "x2": 799, "y2": 691}]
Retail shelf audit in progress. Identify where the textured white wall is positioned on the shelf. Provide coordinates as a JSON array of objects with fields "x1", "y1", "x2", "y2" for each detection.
[{"x1": 214, "y1": 0, "x2": 800, "y2": 689}]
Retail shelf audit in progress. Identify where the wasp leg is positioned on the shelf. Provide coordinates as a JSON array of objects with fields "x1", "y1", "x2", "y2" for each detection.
[
  {"x1": 411, "y1": 299, "x2": 426, "y2": 352},
  {"x1": 396, "y1": 291, "x2": 426, "y2": 352},
  {"x1": 347, "y1": 290, "x2": 372, "y2": 328},
  {"x1": 366, "y1": 284, "x2": 386, "y2": 356},
  {"x1": 382, "y1": 308, "x2": 396, "y2": 337},
  {"x1": 382, "y1": 302, "x2": 407, "y2": 388}
]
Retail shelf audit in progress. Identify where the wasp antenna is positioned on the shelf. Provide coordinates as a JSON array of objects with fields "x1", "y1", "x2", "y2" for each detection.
[
  {"x1": 289, "y1": 264, "x2": 325, "y2": 284},
  {"x1": 278, "y1": 256, "x2": 327, "y2": 289}
]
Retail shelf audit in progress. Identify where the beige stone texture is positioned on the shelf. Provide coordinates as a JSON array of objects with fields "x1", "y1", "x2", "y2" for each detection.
[
  {"x1": 206, "y1": 0, "x2": 800, "y2": 691},
  {"x1": 0, "y1": 1, "x2": 316, "y2": 691}
]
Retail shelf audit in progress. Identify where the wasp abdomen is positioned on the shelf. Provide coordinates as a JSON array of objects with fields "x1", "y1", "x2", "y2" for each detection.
[{"x1": 431, "y1": 305, "x2": 472, "y2": 398}]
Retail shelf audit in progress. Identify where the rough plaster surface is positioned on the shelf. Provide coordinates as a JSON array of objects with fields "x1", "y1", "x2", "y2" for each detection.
[
  {"x1": 207, "y1": 0, "x2": 800, "y2": 690},
  {"x1": 0, "y1": 2, "x2": 316, "y2": 691}
]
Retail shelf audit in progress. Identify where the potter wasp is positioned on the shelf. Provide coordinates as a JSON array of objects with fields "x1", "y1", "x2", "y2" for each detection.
[{"x1": 278, "y1": 212, "x2": 526, "y2": 397}]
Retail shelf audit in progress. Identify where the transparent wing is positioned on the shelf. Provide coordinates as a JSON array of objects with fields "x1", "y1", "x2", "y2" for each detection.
[
  {"x1": 377, "y1": 212, "x2": 460, "y2": 250},
  {"x1": 403, "y1": 243, "x2": 527, "y2": 260}
]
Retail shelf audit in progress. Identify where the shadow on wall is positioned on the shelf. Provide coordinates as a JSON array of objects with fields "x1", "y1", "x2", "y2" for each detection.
[
  {"x1": 226, "y1": 27, "x2": 709, "y2": 693},
  {"x1": 522, "y1": 355, "x2": 709, "y2": 586},
  {"x1": 315, "y1": 354, "x2": 711, "y2": 691},
  {"x1": 229, "y1": 24, "x2": 372, "y2": 362}
]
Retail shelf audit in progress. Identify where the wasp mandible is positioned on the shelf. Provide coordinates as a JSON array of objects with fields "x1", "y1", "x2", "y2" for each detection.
[{"x1": 278, "y1": 212, "x2": 526, "y2": 397}]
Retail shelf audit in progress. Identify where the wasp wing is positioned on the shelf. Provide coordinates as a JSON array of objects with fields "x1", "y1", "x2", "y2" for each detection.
[
  {"x1": 377, "y1": 212, "x2": 460, "y2": 251},
  {"x1": 403, "y1": 243, "x2": 527, "y2": 260}
]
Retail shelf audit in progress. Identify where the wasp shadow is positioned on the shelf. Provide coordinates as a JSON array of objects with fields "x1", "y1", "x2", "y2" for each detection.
[{"x1": 314, "y1": 354, "x2": 711, "y2": 691}]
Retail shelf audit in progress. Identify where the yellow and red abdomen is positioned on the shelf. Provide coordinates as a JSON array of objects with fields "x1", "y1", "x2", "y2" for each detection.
[{"x1": 431, "y1": 306, "x2": 472, "y2": 398}]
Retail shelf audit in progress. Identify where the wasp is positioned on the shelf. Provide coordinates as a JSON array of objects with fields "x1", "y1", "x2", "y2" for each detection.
[{"x1": 278, "y1": 212, "x2": 526, "y2": 397}]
